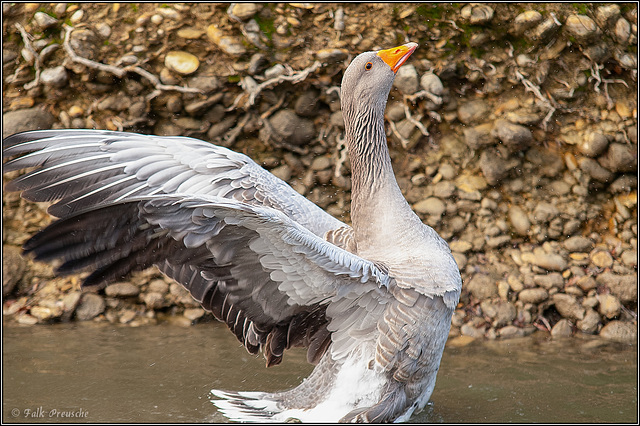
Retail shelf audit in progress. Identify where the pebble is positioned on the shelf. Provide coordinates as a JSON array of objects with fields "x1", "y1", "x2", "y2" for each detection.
[
  {"x1": 97, "y1": 95, "x2": 130, "y2": 112},
  {"x1": 463, "y1": 123, "x2": 495, "y2": 149},
  {"x1": 420, "y1": 72, "x2": 444, "y2": 96},
  {"x1": 164, "y1": 96, "x2": 182, "y2": 114},
  {"x1": 150, "y1": 14, "x2": 163, "y2": 25},
  {"x1": 577, "y1": 308, "x2": 600, "y2": 334},
  {"x1": 433, "y1": 181, "x2": 456, "y2": 198},
  {"x1": 532, "y1": 202, "x2": 559, "y2": 223},
  {"x1": 264, "y1": 64, "x2": 285, "y2": 79},
  {"x1": 579, "y1": 131, "x2": 609, "y2": 157},
  {"x1": 2, "y1": 108, "x2": 55, "y2": 138},
  {"x1": 613, "y1": 50, "x2": 637, "y2": 70},
  {"x1": 119, "y1": 310, "x2": 136, "y2": 324},
  {"x1": 553, "y1": 293, "x2": 585, "y2": 321},
  {"x1": 185, "y1": 95, "x2": 222, "y2": 115},
  {"x1": 105, "y1": 282, "x2": 140, "y2": 298},
  {"x1": 164, "y1": 51, "x2": 200, "y2": 75},
  {"x1": 615, "y1": 18, "x2": 631, "y2": 44},
  {"x1": 610, "y1": 175, "x2": 637, "y2": 193},
  {"x1": 316, "y1": 48, "x2": 349, "y2": 63},
  {"x1": 386, "y1": 103, "x2": 405, "y2": 122},
  {"x1": 449, "y1": 240, "x2": 473, "y2": 253},
  {"x1": 157, "y1": 7, "x2": 181, "y2": 20},
  {"x1": 148, "y1": 279, "x2": 169, "y2": 294},
  {"x1": 229, "y1": 3, "x2": 259, "y2": 21},
  {"x1": 595, "y1": 4, "x2": 621, "y2": 28},
  {"x1": 270, "y1": 164, "x2": 291, "y2": 182},
  {"x1": 414, "y1": 197, "x2": 446, "y2": 217},
  {"x1": 207, "y1": 115, "x2": 237, "y2": 139},
  {"x1": 40, "y1": 66, "x2": 68, "y2": 88},
  {"x1": 29, "y1": 305, "x2": 57, "y2": 321},
  {"x1": 248, "y1": 53, "x2": 268, "y2": 75},
  {"x1": 599, "y1": 321, "x2": 637, "y2": 344},
  {"x1": 551, "y1": 319, "x2": 573, "y2": 338},
  {"x1": 533, "y1": 273, "x2": 564, "y2": 289},
  {"x1": 479, "y1": 149, "x2": 513, "y2": 185},
  {"x1": 578, "y1": 157, "x2": 613, "y2": 182},
  {"x1": 96, "y1": 22, "x2": 112, "y2": 38},
  {"x1": 507, "y1": 205, "x2": 530, "y2": 237},
  {"x1": 486, "y1": 235, "x2": 511, "y2": 249},
  {"x1": 530, "y1": 17, "x2": 562, "y2": 42},
  {"x1": 294, "y1": 90, "x2": 319, "y2": 117},
  {"x1": 268, "y1": 109, "x2": 315, "y2": 146},
  {"x1": 175, "y1": 117, "x2": 206, "y2": 131},
  {"x1": 596, "y1": 272, "x2": 637, "y2": 303},
  {"x1": 69, "y1": 9, "x2": 84, "y2": 23},
  {"x1": 177, "y1": 27, "x2": 204, "y2": 40},
  {"x1": 34, "y1": 11, "x2": 58, "y2": 29},
  {"x1": 498, "y1": 325, "x2": 526, "y2": 339},
  {"x1": 242, "y1": 19, "x2": 269, "y2": 50},
  {"x1": 53, "y1": 3, "x2": 67, "y2": 16},
  {"x1": 207, "y1": 25, "x2": 247, "y2": 57},
  {"x1": 576, "y1": 276, "x2": 597, "y2": 292},
  {"x1": 187, "y1": 75, "x2": 220, "y2": 93},
  {"x1": 438, "y1": 163, "x2": 456, "y2": 180},
  {"x1": 525, "y1": 251, "x2": 568, "y2": 271},
  {"x1": 2, "y1": 246, "x2": 26, "y2": 296},
  {"x1": 518, "y1": 288, "x2": 548, "y2": 304},
  {"x1": 513, "y1": 10, "x2": 543, "y2": 35},
  {"x1": 461, "y1": 322, "x2": 485, "y2": 339},
  {"x1": 184, "y1": 307, "x2": 205, "y2": 321},
  {"x1": 457, "y1": 99, "x2": 489, "y2": 125},
  {"x1": 62, "y1": 291, "x2": 82, "y2": 313},
  {"x1": 563, "y1": 236, "x2": 593, "y2": 252},
  {"x1": 75, "y1": 293, "x2": 105, "y2": 321},
  {"x1": 620, "y1": 249, "x2": 637, "y2": 267},
  {"x1": 590, "y1": 250, "x2": 613, "y2": 269},
  {"x1": 597, "y1": 294, "x2": 621, "y2": 319},
  {"x1": 565, "y1": 14, "x2": 599, "y2": 42},
  {"x1": 460, "y1": 4, "x2": 494, "y2": 25},
  {"x1": 599, "y1": 143, "x2": 637, "y2": 173},
  {"x1": 393, "y1": 65, "x2": 419, "y2": 94},
  {"x1": 466, "y1": 274, "x2": 497, "y2": 300},
  {"x1": 142, "y1": 292, "x2": 165, "y2": 309},
  {"x1": 17, "y1": 314, "x2": 38, "y2": 325},
  {"x1": 491, "y1": 119, "x2": 533, "y2": 150},
  {"x1": 447, "y1": 335, "x2": 476, "y2": 347},
  {"x1": 334, "y1": 7, "x2": 345, "y2": 31},
  {"x1": 494, "y1": 302, "x2": 516, "y2": 327}
]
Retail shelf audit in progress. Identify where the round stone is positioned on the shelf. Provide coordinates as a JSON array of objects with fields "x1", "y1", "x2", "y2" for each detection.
[
  {"x1": 414, "y1": 197, "x2": 446, "y2": 217},
  {"x1": 591, "y1": 250, "x2": 614, "y2": 268},
  {"x1": 40, "y1": 66, "x2": 68, "y2": 88},
  {"x1": 164, "y1": 51, "x2": 200, "y2": 75},
  {"x1": 565, "y1": 14, "x2": 598, "y2": 41},
  {"x1": 513, "y1": 10, "x2": 543, "y2": 35}
]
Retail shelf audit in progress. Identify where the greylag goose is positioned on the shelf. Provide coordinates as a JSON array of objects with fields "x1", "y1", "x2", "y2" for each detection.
[{"x1": 2, "y1": 42, "x2": 461, "y2": 423}]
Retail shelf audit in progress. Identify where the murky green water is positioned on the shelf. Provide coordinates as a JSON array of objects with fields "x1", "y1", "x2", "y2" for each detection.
[{"x1": 3, "y1": 322, "x2": 637, "y2": 423}]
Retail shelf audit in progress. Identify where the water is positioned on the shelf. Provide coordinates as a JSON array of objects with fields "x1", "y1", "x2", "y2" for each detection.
[{"x1": 3, "y1": 322, "x2": 637, "y2": 423}]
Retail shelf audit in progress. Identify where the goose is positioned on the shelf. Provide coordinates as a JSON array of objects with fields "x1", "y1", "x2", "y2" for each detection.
[{"x1": 2, "y1": 42, "x2": 461, "y2": 423}]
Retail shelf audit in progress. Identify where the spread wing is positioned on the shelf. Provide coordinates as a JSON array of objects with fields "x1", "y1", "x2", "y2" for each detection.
[
  {"x1": 3, "y1": 130, "x2": 388, "y2": 365},
  {"x1": 19, "y1": 194, "x2": 391, "y2": 365},
  {"x1": 3, "y1": 129, "x2": 345, "y2": 237}
]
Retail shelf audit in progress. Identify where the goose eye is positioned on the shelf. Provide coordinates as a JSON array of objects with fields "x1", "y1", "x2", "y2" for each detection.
[{"x1": 365, "y1": 62, "x2": 373, "y2": 70}]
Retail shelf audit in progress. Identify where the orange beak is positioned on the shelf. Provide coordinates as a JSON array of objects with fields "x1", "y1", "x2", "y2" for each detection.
[{"x1": 377, "y1": 42, "x2": 418, "y2": 73}]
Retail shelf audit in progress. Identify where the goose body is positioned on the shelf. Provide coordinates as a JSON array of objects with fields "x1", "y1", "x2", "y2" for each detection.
[{"x1": 2, "y1": 42, "x2": 461, "y2": 423}]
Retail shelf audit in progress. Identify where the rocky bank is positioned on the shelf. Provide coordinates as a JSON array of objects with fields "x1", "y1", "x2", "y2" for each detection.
[{"x1": 2, "y1": 3, "x2": 638, "y2": 346}]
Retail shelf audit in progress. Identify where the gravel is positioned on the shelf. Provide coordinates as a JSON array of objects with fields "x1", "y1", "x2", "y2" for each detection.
[{"x1": 1, "y1": 3, "x2": 636, "y2": 346}]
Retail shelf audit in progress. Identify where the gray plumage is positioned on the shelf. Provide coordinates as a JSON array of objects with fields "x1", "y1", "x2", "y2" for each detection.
[{"x1": 2, "y1": 42, "x2": 461, "y2": 423}]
